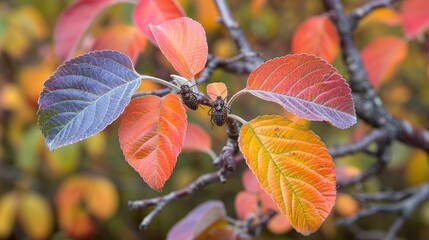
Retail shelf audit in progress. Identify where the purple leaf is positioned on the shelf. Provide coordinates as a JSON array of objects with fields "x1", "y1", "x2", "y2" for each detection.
[
  {"x1": 167, "y1": 201, "x2": 226, "y2": 240},
  {"x1": 37, "y1": 50, "x2": 141, "y2": 150}
]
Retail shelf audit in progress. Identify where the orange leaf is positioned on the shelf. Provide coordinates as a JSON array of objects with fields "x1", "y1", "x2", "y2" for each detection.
[
  {"x1": 361, "y1": 36, "x2": 408, "y2": 89},
  {"x1": 335, "y1": 193, "x2": 359, "y2": 217},
  {"x1": 183, "y1": 123, "x2": 212, "y2": 152},
  {"x1": 267, "y1": 214, "x2": 292, "y2": 234},
  {"x1": 56, "y1": 175, "x2": 118, "y2": 238},
  {"x1": 150, "y1": 17, "x2": 208, "y2": 80},
  {"x1": 119, "y1": 93, "x2": 187, "y2": 191},
  {"x1": 194, "y1": 0, "x2": 219, "y2": 31},
  {"x1": 238, "y1": 115, "x2": 336, "y2": 235},
  {"x1": 359, "y1": 8, "x2": 402, "y2": 28},
  {"x1": 133, "y1": 0, "x2": 185, "y2": 44},
  {"x1": 92, "y1": 24, "x2": 147, "y2": 63},
  {"x1": 206, "y1": 82, "x2": 228, "y2": 101},
  {"x1": 292, "y1": 16, "x2": 339, "y2": 63},
  {"x1": 400, "y1": 0, "x2": 429, "y2": 39}
]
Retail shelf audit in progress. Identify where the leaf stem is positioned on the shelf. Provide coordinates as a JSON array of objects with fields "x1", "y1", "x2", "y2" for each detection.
[
  {"x1": 140, "y1": 75, "x2": 180, "y2": 91},
  {"x1": 227, "y1": 89, "x2": 248, "y2": 109},
  {"x1": 228, "y1": 114, "x2": 247, "y2": 125},
  {"x1": 205, "y1": 149, "x2": 218, "y2": 162}
]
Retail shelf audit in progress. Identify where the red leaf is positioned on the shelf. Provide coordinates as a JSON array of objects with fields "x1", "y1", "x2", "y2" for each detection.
[
  {"x1": 206, "y1": 82, "x2": 228, "y2": 101},
  {"x1": 167, "y1": 201, "x2": 226, "y2": 240},
  {"x1": 91, "y1": 24, "x2": 147, "y2": 63},
  {"x1": 183, "y1": 123, "x2": 212, "y2": 152},
  {"x1": 151, "y1": 17, "x2": 208, "y2": 80},
  {"x1": 400, "y1": 0, "x2": 429, "y2": 39},
  {"x1": 292, "y1": 16, "x2": 339, "y2": 63},
  {"x1": 246, "y1": 54, "x2": 356, "y2": 129},
  {"x1": 133, "y1": 0, "x2": 185, "y2": 43},
  {"x1": 118, "y1": 93, "x2": 187, "y2": 191},
  {"x1": 54, "y1": 0, "x2": 131, "y2": 61},
  {"x1": 361, "y1": 36, "x2": 408, "y2": 88}
]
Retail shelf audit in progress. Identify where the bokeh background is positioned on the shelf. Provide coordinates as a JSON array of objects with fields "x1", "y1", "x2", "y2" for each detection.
[{"x1": 1, "y1": 0, "x2": 429, "y2": 239}]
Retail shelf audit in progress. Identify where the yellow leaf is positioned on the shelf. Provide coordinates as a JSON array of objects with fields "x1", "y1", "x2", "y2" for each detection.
[
  {"x1": 0, "y1": 192, "x2": 17, "y2": 238},
  {"x1": 44, "y1": 144, "x2": 80, "y2": 176},
  {"x1": 82, "y1": 132, "x2": 107, "y2": 159},
  {"x1": 194, "y1": 0, "x2": 219, "y2": 32},
  {"x1": 85, "y1": 177, "x2": 118, "y2": 220},
  {"x1": 405, "y1": 150, "x2": 429, "y2": 186},
  {"x1": 18, "y1": 192, "x2": 53, "y2": 239},
  {"x1": 238, "y1": 115, "x2": 336, "y2": 235}
]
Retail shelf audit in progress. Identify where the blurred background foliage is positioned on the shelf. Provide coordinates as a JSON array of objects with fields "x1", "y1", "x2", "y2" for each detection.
[{"x1": 1, "y1": 0, "x2": 429, "y2": 239}]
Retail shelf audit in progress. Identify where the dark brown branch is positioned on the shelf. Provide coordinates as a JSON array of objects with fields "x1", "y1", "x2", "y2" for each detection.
[
  {"x1": 338, "y1": 183, "x2": 429, "y2": 226},
  {"x1": 329, "y1": 129, "x2": 386, "y2": 158},
  {"x1": 128, "y1": 170, "x2": 224, "y2": 230},
  {"x1": 337, "y1": 142, "x2": 391, "y2": 187}
]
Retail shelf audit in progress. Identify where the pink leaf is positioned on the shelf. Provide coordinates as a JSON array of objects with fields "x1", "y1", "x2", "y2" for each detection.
[
  {"x1": 234, "y1": 191, "x2": 259, "y2": 220},
  {"x1": 118, "y1": 93, "x2": 187, "y2": 191},
  {"x1": 183, "y1": 123, "x2": 212, "y2": 152},
  {"x1": 400, "y1": 0, "x2": 429, "y2": 39},
  {"x1": 246, "y1": 54, "x2": 356, "y2": 129},
  {"x1": 167, "y1": 201, "x2": 226, "y2": 240},
  {"x1": 150, "y1": 17, "x2": 208, "y2": 80},
  {"x1": 91, "y1": 24, "x2": 147, "y2": 63},
  {"x1": 241, "y1": 169, "x2": 263, "y2": 194},
  {"x1": 133, "y1": 0, "x2": 185, "y2": 43},
  {"x1": 54, "y1": 0, "x2": 131, "y2": 61}
]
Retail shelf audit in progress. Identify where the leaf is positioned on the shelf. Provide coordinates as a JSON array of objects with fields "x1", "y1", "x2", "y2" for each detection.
[
  {"x1": 242, "y1": 169, "x2": 263, "y2": 194},
  {"x1": 400, "y1": 0, "x2": 429, "y2": 39},
  {"x1": 0, "y1": 192, "x2": 17, "y2": 239},
  {"x1": 206, "y1": 82, "x2": 228, "y2": 101},
  {"x1": 291, "y1": 16, "x2": 339, "y2": 63},
  {"x1": 246, "y1": 54, "x2": 356, "y2": 129},
  {"x1": 405, "y1": 149, "x2": 429, "y2": 186},
  {"x1": 238, "y1": 115, "x2": 336, "y2": 235},
  {"x1": 361, "y1": 36, "x2": 408, "y2": 89},
  {"x1": 267, "y1": 214, "x2": 292, "y2": 234},
  {"x1": 85, "y1": 176, "x2": 119, "y2": 219},
  {"x1": 335, "y1": 193, "x2": 359, "y2": 217},
  {"x1": 167, "y1": 200, "x2": 226, "y2": 240},
  {"x1": 194, "y1": 0, "x2": 219, "y2": 31},
  {"x1": 19, "y1": 62, "x2": 55, "y2": 107},
  {"x1": 56, "y1": 175, "x2": 118, "y2": 238},
  {"x1": 234, "y1": 191, "x2": 259, "y2": 220},
  {"x1": 150, "y1": 17, "x2": 208, "y2": 80},
  {"x1": 118, "y1": 93, "x2": 187, "y2": 191},
  {"x1": 54, "y1": 0, "x2": 132, "y2": 60},
  {"x1": 92, "y1": 24, "x2": 147, "y2": 63},
  {"x1": 19, "y1": 192, "x2": 53, "y2": 240},
  {"x1": 44, "y1": 143, "x2": 80, "y2": 176},
  {"x1": 183, "y1": 123, "x2": 212, "y2": 152},
  {"x1": 133, "y1": 0, "x2": 185, "y2": 43},
  {"x1": 37, "y1": 50, "x2": 141, "y2": 151},
  {"x1": 358, "y1": 8, "x2": 402, "y2": 28}
]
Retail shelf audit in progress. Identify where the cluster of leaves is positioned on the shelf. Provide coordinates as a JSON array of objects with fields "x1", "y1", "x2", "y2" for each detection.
[
  {"x1": 2, "y1": 0, "x2": 429, "y2": 238},
  {"x1": 36, "y1": 0, "x2": 361, "y2": 235}
]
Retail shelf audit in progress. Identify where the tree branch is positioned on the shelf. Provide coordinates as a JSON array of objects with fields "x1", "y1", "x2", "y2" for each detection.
[{"x1": 349, "y1": 0, "x2": 393, "y2": 29}]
